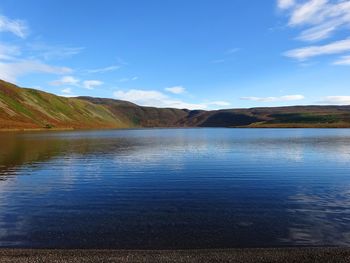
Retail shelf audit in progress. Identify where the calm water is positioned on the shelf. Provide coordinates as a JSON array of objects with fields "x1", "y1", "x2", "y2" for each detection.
[{"x1": 1, "y1": 128, "x2": 350, "y2": 248}]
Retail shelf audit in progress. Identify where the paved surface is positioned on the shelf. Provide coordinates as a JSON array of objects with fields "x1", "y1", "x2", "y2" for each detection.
[{"x1": 1, "y1": 248, "x2": 350, "y2": 263}]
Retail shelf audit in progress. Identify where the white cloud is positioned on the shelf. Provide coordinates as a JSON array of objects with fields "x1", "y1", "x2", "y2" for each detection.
[
  {"x1": 59, "y1": 87, "x2": 77, "y2": 97},
  {"x1": 83, "y1": 80, "x2": 103, "y2": 90},
  {"x1": 284, "y1": 38, "x2": 350, "y2": 60},
  {"x1": 289, "y1": 0, "x2": 328, "y2": 26},
  {"x1": 333, "y1": 55, "x2": 350, "y2": 65},
  {"x1": 319, "y1": 96, "x2": 350, "y2": 105},
  {"x1": 279, "y1": 0, "x2": 350, "y2": 64},
  {"x1": 114, "y1": 89, "x2": 167, "y2": 104},
  {"x1": 285, "y1": 0, "x2": 350, "y2": 41},
  {"x1": 0, "y1": 43, "x2": 21, "y2": 60},
  {"x1": 0, "y1": 60, "x2": 72, "y2": 83},
  {"x1": 49, "y1": 77, "x2": 104, "y2": 90},
  {"x1": 241, "y1": 95, "x2": 305, "y2": 102},
  {"x1": 0, "y1": 14, "x2": 84, "y2": 85},
  {"x1": 61, "y1": 87, "x2": 72, "y2": 94},
  {"x1": 87, "y1": 65, "x2": 120, "y2": 73},
  {"x1": 278, "y1": 0, "x2": 295, "y2": 10},
  {"x1": 164, "y1": 100, "x2": 209, "y2": 110},
  {"x1": 0, "y1": 15, "x2": 28, "y2": 38},
  {"x1": 297, "y1": 21, "x2": 341, "y2": 42},
  {"x1": 28, "y1": 43, "x2": 84, "y2": 60},
  {"x1": 208, "y1": 101, "x2": 231, "y2": 106},
  {"x1": 113, "y1": 89, "x2": 229, "y2": 110},
  {"x1": 50, "y1": 76, "x2": 80, "y2": 86},
  {"x1": 165, "y1": 86, "x2": 185, "y2": 94},
  {"x1": 117, "y1": 76, "x2": 138, "y2": 82}
]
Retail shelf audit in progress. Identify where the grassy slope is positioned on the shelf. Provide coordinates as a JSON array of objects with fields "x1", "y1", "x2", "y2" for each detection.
[
  {"x1": 78, "y1": 97, "x2": 188, "y2": 127},
  {"x1": 0, "y1": 80, "x2": 188, "y2": 130},
  {"x1": 0, "y1": 80, "x2": 126, "y2": 129},
  {"x1": 1, "y1": 79, "x2": 350, "y2": 130}
]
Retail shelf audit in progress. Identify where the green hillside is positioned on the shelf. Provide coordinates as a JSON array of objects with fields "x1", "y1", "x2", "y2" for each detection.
[
  {"x1": 0, "y1": 80, "x2": 127, "y2": 129},
  {"x1": 0, "y1": 80, "x2": 188, "y2": 130},
  {"x1": 1, "y1": 79, "x2": 350, "y2": 130}
]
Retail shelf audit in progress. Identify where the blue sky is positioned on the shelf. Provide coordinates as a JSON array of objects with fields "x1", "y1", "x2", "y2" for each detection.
[{"x1": 1, "y1": 0, "x2": 350, "y2": 109}]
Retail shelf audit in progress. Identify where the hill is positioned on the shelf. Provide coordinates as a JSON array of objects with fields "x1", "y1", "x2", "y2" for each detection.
[
  {"x1": 1, "y1": 79, "x2": 350, "y2": 130},
  {"x1": 0, "y1": 80, "x2": 188, "y2": 130}
]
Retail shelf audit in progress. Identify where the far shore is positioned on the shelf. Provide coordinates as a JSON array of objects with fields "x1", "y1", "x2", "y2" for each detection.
[
  {"x1": 0, "y1": 127, "x2": 75, "y2": 132},
  {"x1": 0, "y1": 248, "x2": 349, "y2": 263},
  {"x1": 2, "y1": 125, "x2": 350, "y2": 132}
]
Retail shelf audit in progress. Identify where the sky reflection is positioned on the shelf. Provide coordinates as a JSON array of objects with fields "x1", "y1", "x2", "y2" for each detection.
[{"x1": 0, "y1": 128, "x2": 350, "y2": 248}]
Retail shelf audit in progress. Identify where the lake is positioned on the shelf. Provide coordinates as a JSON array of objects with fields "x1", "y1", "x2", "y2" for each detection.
[{"x1": 1, "y1": 128, "x2": 350, "y2": 249}]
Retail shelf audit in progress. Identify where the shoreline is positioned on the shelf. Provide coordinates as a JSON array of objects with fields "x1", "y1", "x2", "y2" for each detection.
[
  {"x1": 0, "y1": 248, "x2": 350, "y2": 263},
  {"x1": 1, "y1": 126, "x2": 350, "y2": 133},
  {"x1": 0, "y1": 127, "x2": 75, "y2": 132}
]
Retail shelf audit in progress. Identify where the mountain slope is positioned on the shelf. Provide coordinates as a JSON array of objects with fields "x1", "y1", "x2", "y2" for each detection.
[
  {"x1": 0, "y1": 80, "x2": 126, "y2": 129},
  {"x1": 78, "y1": 96, "x2": 188, "y2": 127},
  {"x1": 0, "y1": 80, "x2": 188, "y2": 130},
  {"x1": 1, "y1": 79, "x2": 350, "y2": 130},
  {"x1": 180, "y1": 106, "x2": 350, "y2": 128}
]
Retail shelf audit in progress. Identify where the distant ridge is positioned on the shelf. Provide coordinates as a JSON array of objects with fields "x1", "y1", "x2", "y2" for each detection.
[{"x1": 1, "y1": 79, "x2": 350, "y2": 130}]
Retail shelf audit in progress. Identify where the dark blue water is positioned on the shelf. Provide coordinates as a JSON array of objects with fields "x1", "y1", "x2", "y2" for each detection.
[{"x1": 1, "y1": 128, "x2": 350, "y2": 248}]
